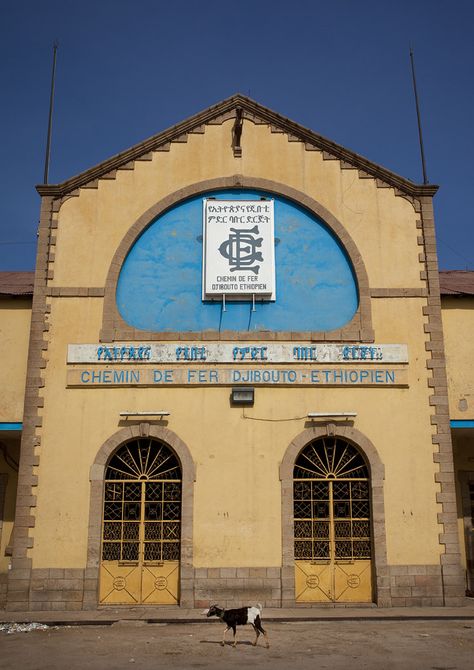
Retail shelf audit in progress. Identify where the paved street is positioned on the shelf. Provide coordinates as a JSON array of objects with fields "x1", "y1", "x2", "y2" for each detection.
[{"x1": 1, "y1": 619, "x2": 473, "y2": 670}]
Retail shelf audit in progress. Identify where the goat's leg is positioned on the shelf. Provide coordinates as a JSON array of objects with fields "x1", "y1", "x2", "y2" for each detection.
[
  {"x1": 221, "y1": 625, "x2": 230, "y2": 646},
  {"x1": 256, "y1": 622, "x2": 270, "y2": 648},
  {"x1": 232, "y1": 625, "x2": 237, "y2": 648},
  {"x1": 263, "y1": 629, "x2": 270, "y2": 648},
  {"x1": 252, "y1": 624, "x2": 260, "y2": 646}
]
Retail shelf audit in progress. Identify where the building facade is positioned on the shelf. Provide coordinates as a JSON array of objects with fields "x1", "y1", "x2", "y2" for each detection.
[{"x1": 1, "y1": 96, "x2": 472, "y2": 611}]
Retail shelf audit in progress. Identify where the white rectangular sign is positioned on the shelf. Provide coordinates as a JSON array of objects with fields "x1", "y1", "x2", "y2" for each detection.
[{"x1": 202, "y1": 199, "x2": 275, "y2": 299}]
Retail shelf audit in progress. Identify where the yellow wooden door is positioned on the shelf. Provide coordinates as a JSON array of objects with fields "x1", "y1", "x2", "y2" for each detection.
[
  {"x1": 295, "y1": 560, "x2": 332, "y2": 602},
  {"x1": 141, "y1": 561, "x2": 180, "y2": 604},
  {"x1": 294, "y1": 438, "x2": 373, "y2": 604},
  {"x1": 99, "y1": 439, "x2": 181, "y2": 605}
]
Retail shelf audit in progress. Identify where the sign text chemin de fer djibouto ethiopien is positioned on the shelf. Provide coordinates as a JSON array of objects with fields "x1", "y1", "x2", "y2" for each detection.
[
  {"x1": 202, "y1": 199, "x2": 276, "y2": 300},
  {"x1": 67, "y1": 366, "x2": 408, "y2": 388}
]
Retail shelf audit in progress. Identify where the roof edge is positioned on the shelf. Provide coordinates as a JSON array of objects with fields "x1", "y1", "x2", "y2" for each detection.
[
  {"x1": 0, "y1": 271, "x2": 35, "y2": 296},
  {"x1": 439, "y1": 270, "x2": 474, "y2": 296},
  {"x1": 36, "y1": 94, "x2": 439, "y2": 200}
]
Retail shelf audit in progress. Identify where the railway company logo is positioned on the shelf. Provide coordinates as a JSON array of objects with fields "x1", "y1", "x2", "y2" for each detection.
[
  {"x1": 154, "y1": 576, "x2": 168, "y2": 590},
  {"x1": 306, "y1": 575, "x2": 320, "y2": 589},
  {"x1": 218, "y1": 225, "x2": 264, "y2": 274},
  {"x1": 113, "y1": 576, "x2": 127, "y2": 591},
  {"x1": 347, "y1": 574, "x2": 361, "y2": 588}
]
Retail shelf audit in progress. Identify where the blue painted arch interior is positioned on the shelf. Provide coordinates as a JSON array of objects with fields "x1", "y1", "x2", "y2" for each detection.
[{"x1": 116, "y1": 189, "x2": 359, "y2": 332}]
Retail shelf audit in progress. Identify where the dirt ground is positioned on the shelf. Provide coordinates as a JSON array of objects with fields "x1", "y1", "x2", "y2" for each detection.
[{"x1": 1, "y1": 619, "x2": 473, "y2": 670}]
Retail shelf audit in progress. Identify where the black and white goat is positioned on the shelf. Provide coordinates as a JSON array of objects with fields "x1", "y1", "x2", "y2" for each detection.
[{"x1": 205, "y1": 603, "x2": 270, "y2": 648}]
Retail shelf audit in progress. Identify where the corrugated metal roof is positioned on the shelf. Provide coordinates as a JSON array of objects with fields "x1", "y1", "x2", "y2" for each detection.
[
  {"x1": 0, "y1": 271, "x2": 34, "y2": 296},
  {"x1": 439, "y1": 271, "x2": 474, "y2": 296}
]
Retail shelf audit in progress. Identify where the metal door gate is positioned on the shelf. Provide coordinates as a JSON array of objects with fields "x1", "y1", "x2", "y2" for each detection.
[
  {"x1": 293, "y1": 437, "x2": 373, "y2": 603},
  {"x1": 99, "y1": 439, "x2": 181, "y2": 605}
]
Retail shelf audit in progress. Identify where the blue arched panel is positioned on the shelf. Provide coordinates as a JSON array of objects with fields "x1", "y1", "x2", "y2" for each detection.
[{"x1": 116, "y1": 190, "x2": 358, "y2": 332}]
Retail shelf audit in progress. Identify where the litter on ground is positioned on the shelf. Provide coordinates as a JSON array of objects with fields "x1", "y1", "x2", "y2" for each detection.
[{"x1": 0, "y1": 622, "x2": 52, "y2": 634}]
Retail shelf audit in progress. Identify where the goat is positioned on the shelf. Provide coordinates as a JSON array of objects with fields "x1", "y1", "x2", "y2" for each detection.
[{"x1": 205, "y1": 603, "x2": 270, "y2": 648}]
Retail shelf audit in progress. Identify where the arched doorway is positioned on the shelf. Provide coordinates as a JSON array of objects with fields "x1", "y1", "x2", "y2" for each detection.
[
  {"x1": 293, "y1": 436, "x2": 373, "y2": 603},
  {"x1": 99, "y1": 438, "x2": 182, "y2": 605}
]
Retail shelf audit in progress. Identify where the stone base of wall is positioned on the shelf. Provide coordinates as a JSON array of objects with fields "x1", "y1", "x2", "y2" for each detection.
[
  {"x1": 4, "y1": 563, "x2": 466, "y2": 611},
  {"x1": 195, "y1": 564, "x2": 466, "y2": 609},
  {"x1": 387, "y1": 564, "x2": 466, "y2": 607},
  {"x1": 6, "y1": 567, "x2": 98, "y2": 612},
  {"x1": 193, "y1": 567, "x2": 282, "y2": 609},
  {"x1": 0, "y1": 573, "x2": 7, "y2": 609},
  {"x1": 388, "y1": 565, "x2": 444, "y2": 607}
]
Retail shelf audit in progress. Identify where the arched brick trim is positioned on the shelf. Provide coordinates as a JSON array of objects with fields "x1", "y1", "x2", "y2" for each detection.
[
  {"x1": 85, "y1": 425, "x2": 196, "y2": 609},
  {"x1": 100, "y1": 176, "x2": 373, "y2": 343},
  {"x1": 279, "y1": 425, "x2": 390, "y2": 607}
]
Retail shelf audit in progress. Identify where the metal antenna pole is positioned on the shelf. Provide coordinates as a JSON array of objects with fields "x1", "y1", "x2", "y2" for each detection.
[
  {"x1": 43, "y1": 42, "x2": 58, "y2": 184},
  {"x1": 409, "y1": 46, "x2": 428, "y2": 184}
]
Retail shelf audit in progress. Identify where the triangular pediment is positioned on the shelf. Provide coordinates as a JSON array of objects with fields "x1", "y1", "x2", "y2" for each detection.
[{"x1": 37, "y1": 94, "x2": 437, "y2": 199}]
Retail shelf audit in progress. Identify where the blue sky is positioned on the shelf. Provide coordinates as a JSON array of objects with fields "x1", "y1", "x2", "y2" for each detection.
[{"x1": 1, "y1": 0, "x2": 473, "y2": 270}]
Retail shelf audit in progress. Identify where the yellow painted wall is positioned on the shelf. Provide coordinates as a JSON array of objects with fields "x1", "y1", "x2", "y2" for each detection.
[
  {"x1": 34, "y1": 334, "x2": 440, "y2": 568},
  {"x1": 441, "y1": 297, "x2": 474, "y2": 419},
  {"x1": 30, "y1": 119, "x2": 443, "y2": 571},
  {"x1": 51, "y1": 121, "x2": 424, "y2": 290},
  {"x1": 0, "y1": 298, "x2": 31, "y2": 422}
]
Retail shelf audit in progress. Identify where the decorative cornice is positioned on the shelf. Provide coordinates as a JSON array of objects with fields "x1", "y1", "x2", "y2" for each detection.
[{"x1": 36, "y1": 94, "x2": 438, "y2": 200}]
